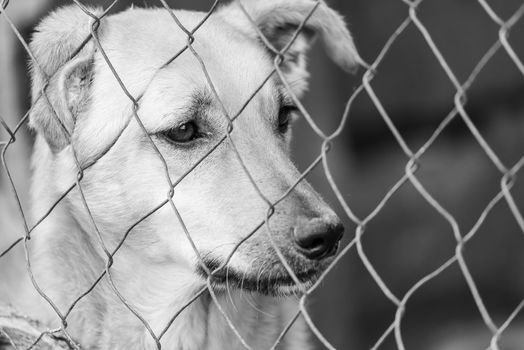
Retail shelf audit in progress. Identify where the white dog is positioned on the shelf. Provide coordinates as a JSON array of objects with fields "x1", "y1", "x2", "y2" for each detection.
[{"x1": 26, "y1": 1, "x2": 360, "y2": 349}]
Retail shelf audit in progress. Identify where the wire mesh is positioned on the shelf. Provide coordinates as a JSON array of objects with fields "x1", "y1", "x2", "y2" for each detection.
[{"x1": 1, "y1": 0, "x2": 524, "y2": 349}]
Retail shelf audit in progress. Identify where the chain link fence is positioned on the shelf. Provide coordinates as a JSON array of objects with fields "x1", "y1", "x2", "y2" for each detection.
[{"x1": 1, "y1": 0, "x2": 524, "y2": 349}]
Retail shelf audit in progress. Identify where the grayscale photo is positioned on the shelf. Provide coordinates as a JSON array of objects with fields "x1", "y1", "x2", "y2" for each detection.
[{"x1": 1, "y1": 0, "x2": 524, "y2": 349}]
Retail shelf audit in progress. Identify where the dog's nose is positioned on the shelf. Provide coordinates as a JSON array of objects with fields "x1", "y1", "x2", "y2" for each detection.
[{"x1": 293, "y1": 218, "x2": 344, "y2": 260}]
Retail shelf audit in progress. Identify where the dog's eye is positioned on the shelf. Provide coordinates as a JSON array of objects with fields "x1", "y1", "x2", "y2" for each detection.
[
  {"x1": 278, "y1": 105, "x2": 297, "y2": 134},
  {"x1": 163, "y1": 121, "x2": 200, "y2": 144}
]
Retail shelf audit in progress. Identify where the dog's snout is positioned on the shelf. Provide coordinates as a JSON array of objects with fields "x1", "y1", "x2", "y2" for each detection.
[{"x1": 293, "y1": 218, "x2": 344, "y2": 260}]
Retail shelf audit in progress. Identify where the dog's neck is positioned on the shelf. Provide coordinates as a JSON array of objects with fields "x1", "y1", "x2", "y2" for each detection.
[
  {"x1": 91, "y1": 248, "x2": 288, "y2": 350},
  {"x1": 30, "y1": 198, "x2": 297, "y2": 350},
  {"x1": 93, "y1": 260, "x2": 287, "y2": 350}
]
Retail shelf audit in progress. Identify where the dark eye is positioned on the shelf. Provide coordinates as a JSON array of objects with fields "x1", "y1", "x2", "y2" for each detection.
[
  {"x1": 278, "y1": 105, "x2": 297, "y2": 134},
  {"x1": 163, "y1": 121, "x2": 200, "y2": 144}
]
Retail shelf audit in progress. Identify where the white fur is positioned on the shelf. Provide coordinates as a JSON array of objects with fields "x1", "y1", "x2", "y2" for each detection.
[{"x1": 24, "y1": 2, "x2": 358, "y2": 349}]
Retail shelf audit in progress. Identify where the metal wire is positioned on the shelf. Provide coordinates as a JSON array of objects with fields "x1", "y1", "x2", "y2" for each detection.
[{"x1": 1, "y1": 0, "x2": 524, "y2": 349}]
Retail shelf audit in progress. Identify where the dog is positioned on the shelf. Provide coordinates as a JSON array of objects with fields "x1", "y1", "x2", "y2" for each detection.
[{"x1": 25, "y1": 0, "x2": 360, "y2": 348}]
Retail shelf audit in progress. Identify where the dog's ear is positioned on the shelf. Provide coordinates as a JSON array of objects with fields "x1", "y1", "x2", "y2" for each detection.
[
  {"x1": 29, "y1": 5, "x2": 102, "y2": 151},
  {"x1": 221, "y1": 0, "x2": 362, "y2": 93}
]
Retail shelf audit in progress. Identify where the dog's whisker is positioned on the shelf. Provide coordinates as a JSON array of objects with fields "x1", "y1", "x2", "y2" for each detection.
[
  {"x1": 266, "y1": 268, "x2": 274, "y2": 296},
  {"x1": 226, "y1": 264, "x2": 239, "y2": 313},
  {"x1": 245, "y1": 291, "x2": 277, "y2": 319},
  {"x1": 244, "y1": 291, "x2": 258, "y2": 313},
  {"x1": 292, "y1": 282, "x2": 302, "y2": 301},
  {"x1": 240, "y1": 268, "x2": 249, "y2": 302},
  {"x1": 256, "y1": 263, "x2": 267, "y2": 294}
]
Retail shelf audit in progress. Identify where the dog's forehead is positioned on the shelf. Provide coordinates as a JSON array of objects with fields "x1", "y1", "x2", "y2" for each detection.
[
  {"x1": 103, "y1": 8, "x2": 276, "y2": 97},
  {"x1": 98, "y1": 8, "x2": 280, "y2": 127}
]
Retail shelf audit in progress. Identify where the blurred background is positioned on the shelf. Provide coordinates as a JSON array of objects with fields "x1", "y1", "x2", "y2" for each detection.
[{"x1": 1, "y1": 0, "x2": 524, "y2": 349}]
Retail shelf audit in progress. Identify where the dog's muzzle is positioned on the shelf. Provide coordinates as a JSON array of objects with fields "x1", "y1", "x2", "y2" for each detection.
[{"x1": 199, "y1": 217, "x2": 344, "y2": 296}]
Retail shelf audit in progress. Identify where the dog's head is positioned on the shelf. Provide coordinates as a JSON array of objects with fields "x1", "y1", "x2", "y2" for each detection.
[{"x1": 29, "y1": 1, "x2": 360, "y2": 296}]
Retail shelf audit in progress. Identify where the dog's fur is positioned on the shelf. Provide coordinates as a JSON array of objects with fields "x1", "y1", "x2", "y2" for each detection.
[{"x1": 25, "y1": 1, "x2": 360, "y2": 349}]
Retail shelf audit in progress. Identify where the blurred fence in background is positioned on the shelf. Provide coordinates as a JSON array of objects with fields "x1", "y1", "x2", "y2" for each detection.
[{"x1": 1, "y1": 0, "x2": 524, "y2": 349}]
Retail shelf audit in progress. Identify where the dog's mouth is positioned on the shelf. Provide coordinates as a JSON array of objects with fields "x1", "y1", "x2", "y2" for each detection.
[{"x1": 197, "y1": 258, "x2": 322, "y2": 296}]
